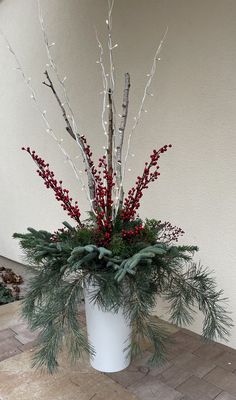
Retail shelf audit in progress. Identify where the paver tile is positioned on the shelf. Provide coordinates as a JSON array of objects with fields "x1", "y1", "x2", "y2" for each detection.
[
  {"x1": 166, "y1": 331, "x2": 202, "y2": 360},
  {"x1": 107, "y1": 365, "x2": 146, "y2": 388},
  {"x1": 158, "y1": 364, "x2": 192, "y2": 388},
  {"x1": 15, "y1": 331, "x2": 39, "y2": 345},
  {"x1": 131, "y1": 350, "x2": 172, "y2": 376},
  {"x1": 0, "y1": 336, "x2": 23, "y2": 361},
  {"x1": 11, "y1": 322, "x2": 40, "y2": 344},
  {"x1": 129, "y1": 376, "x2": 183, "y2": 400},
  {"x1": 215, "y1": 392, "x2": 236, "y2": 400},
  {"x1": 204, "y1": 367, "x2": 236, "y2": 396},
  {"x1": 193, "y1": 343, "x2": 226, "y2": 361},
  {"x1": 172, "y1": 352, "x2": 215, "y2": 378},
  {"x1": 0, "y1": 328, "x2": 15, "y2": 341},
  {"x1": 213, "y1": 351, "x2": 236, "y2": 372},
  {"x1": 176, "y1": 375, "x2": 221, "y2": 399}
]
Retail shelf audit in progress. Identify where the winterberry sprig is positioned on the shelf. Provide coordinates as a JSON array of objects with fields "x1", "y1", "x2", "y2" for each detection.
[
  {"x1": 95, "y1": 156, "x2": 115, "y2": 244},
  {"x1": 158, "y1": 221, "x2": 184, "y2": 243},
  {"x1": 121, "y1": 223, "x2": 144, "y2": 240},
  {"x1": 22, "y1": 147, "x2": 83, "y2": 227},
  {"x1": 121, "y1": 144, "x2": 172, "y2": 221},
  {"x1": 80, "y1": 136, "x2": 115, "y2": 241}
]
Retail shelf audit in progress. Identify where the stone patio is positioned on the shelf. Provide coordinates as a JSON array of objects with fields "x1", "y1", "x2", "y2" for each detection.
[
  {"x1": 0, "y1": 299, "x2": 236, "y2": 400},
  {"x1": 0, "y1": 256, "x2": 236, "y2": 400}
]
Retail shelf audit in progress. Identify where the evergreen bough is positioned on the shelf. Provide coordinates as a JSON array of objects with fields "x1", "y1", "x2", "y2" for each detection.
[
  {"x1": 0, "y1": 283, "x2": 14, "y2": 305},
  {"x1": 14, "y1": 218, "x2": 233, "y2": 373}
]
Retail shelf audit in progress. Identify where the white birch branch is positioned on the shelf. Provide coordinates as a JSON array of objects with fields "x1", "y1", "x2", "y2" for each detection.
[
  {"x1": 0, "y1": 30, "x2": 92, "y2": 207},
  {"x1": 115, "y1": 73, "x2": 131, "y2": 211},
  {"x1": 37, "y1": 0, "x2": 96, "y2": 211},
  {"x1": 95, "y1": 30, "x2": 109, "y2": 144},
  {"x1": 122, "y1": 27, "x2": 168, "y2": 186}
]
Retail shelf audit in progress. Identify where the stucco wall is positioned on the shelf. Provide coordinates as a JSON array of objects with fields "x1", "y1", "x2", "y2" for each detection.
[{"x1": 0, "y1": 0, "x2": 236, "y2": 347}]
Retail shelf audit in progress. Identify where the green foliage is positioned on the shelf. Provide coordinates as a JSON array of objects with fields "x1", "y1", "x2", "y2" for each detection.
[
  {"x1": 0, "y1": 283, "x2": 14, "y2": 305},
  {"x1": 13, "y1": 217, "x2": 233, "y2": 373}
]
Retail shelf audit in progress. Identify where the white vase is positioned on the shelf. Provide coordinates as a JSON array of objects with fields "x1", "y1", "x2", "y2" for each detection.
[{"x1": 84, "y1": 283, "x2": 132, "y2": 373}]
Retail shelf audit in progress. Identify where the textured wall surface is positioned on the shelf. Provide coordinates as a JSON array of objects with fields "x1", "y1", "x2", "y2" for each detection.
[{"x1": 0, "y1": 0, "x2": 236, "y2": 347}]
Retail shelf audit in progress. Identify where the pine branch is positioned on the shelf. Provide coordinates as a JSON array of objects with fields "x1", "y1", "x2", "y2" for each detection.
[
  {"x1": 123, "y1": 274, "x2": 170, "y2": 364},
  {"x1": 164, "y1": 263, "x2": 233, "y2": 341},
  {"x1": 23, "y1": 270, "x2": 92, "y2": 372}
]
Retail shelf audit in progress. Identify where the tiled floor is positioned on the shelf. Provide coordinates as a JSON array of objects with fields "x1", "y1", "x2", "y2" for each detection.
[
  {"x1": 106, "y1": 329, "x2": 236, "y2": 400},
  {"x1": 0, "y1": 308, "x2": 236, "y2": 400},
  {"x1": 0, "y1": 257, "x2": 235, "y2": 400}
]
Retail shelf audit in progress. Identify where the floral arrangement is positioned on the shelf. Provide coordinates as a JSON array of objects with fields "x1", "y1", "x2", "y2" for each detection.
[{"x1": 4, "y1": 0, "x2": 232, "y2": 372}]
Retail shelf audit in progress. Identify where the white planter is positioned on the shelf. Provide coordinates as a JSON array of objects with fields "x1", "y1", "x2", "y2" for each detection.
[{"x1": 84, "y1": 284, "x2": 132, "y2": 373}]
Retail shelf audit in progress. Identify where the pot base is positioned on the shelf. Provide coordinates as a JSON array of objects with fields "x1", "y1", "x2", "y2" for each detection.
[{"x1": 84, "y1": 287, "x2": 131, "y2": 373}]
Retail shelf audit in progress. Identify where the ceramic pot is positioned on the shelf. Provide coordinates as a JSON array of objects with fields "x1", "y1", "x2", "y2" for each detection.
[{"x1": 84, "y1": 283, "x2": 131, "y2": 372}]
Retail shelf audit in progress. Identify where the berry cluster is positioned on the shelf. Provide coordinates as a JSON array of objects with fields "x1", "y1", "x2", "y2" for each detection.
[
  {"x1": 96, "y1": 156, "x2": 115, "y2": 244},
  {"x1": 158, "y1": 221, "x2": 185, "y2": 243},
  {"x1": 22, "y1": 137, "x2": 174, "y2": 247},
  {"x1": 122, "y1": 223, "x2": 144, "y2": 240},
  {"x1": 22, "y1": 147, "x2": 82, "y2": 226},
  {"x1": 80, "y1": 136, "x2": 114, "y2": 243},
  {"x1": 50, "y1": 227, "x2": 68, "y2": 242},
  {"x1": 122, "y1": 144, "x2": 172, "y2": 221}
]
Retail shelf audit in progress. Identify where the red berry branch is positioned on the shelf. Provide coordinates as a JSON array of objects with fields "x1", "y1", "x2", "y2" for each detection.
[
  {"x1": 121, "y1": 144, "x2": 172, "y2": 222},
  {"x1": 96, "y1": 156, "x2": 115, "y2": 244},
  {"x1": 80, "y1": 135, "x2": 116, "y2": 244},
  {"x1": 22, "y1": 140, "x2": 173, "y2": 247},
  {"x1": 80, "y1": 136, "x2": 114, "y2": 235},
  {"x1": 22, "y1": 147, "x2": 83, "y2": 227},
  {"x1": 121, "y1": 223, "x2": 144, "y2": 240}
]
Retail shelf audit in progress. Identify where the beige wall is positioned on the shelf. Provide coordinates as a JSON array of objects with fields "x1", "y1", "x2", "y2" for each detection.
[{"x1": 1, "y1": 0, "x2": 236, "y2": 347}]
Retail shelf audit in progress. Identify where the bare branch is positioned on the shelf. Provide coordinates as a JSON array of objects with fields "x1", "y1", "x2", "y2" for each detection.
[
  {"x1": 116, "y1": 73, "x2": 131, "y2": 209},
  {"x1": 0, "y1": 30, "x2": 92, "y2": 204},
  {"x1": 95, "y1": 29, "x2": 109, "y2": 143},
  {"x1": 107, "y1": 89, "x2": 114, "y2": 174},
  {"x1": 107, "y1": 88, "x2": 114, "y2": 218},
  {"x1": 122, "y1": 27, "x2": 168, "y2": 185},
  {"x1": 43, "y1": 71, "x2": 76, "y2": 140},
  {"x1": 37, "y1": 0, "x2": 97, "y2": 212}
]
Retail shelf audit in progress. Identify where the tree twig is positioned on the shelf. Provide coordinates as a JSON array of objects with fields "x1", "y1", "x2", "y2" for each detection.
[
  {"x1": 43, "y1": 71, "x2": 76, "y2": 140},
  {"x1": 43, "y1": 70, "x2": 96, "y2": 210},
  {"x1": 38, "y1": 0, "x2": 97, "y2": 212},
  {"x1": 122, "y1": 27, "x2": 168, "y2": 187},
  {"x1": 116, "y1": 73, "x2": 130, "y2": 209},
  {"x1": 107, "y1": 88, "x2": 114, "y2": 218}
]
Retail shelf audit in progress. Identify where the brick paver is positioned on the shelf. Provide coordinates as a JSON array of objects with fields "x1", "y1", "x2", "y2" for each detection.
[
  {"x1": 176, "y1": 375, "x2": 221, "y2": 399},
  {"x1": 1, "y1": 308, "x2": 236, "y2": 400},
  {"x1": 204, "y1": 366, "x2": 236, "y2": 396},
  {"x1": 215, "y1": 393, "x2": 236, "y2": 400}
]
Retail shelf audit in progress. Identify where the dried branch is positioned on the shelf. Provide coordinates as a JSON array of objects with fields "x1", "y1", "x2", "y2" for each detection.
[
  {"x1": 107, "y1": 88, "x2": 114, "y2": 218},
  {"x1": 43, "y1": 71, "x2": 76, "y2": 140},
  {"x1": 106, "y1": 0, "x2": 116, "y2": 92},
  {"x1": 42, "y1": 70, "x2": 96, "y2": 210},
  {"x1": 37, "y1": 0, "x2": 97, "y2": 212},
  {"x1": 0, "y1": 30, "x2": 93, "y2": 205},
  {"x1": 122, "y1": 27, "x2": 168, "y2": 184},
  {"x1": 107, "y1": 89, "x2": 114, "y2": 174},
  {"x1": 95, "y1": 30, "x2": 109, "y2": 143},
  {"x1": 116, "y1": 73, "x2": 131, "y2": 209}
]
